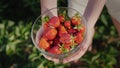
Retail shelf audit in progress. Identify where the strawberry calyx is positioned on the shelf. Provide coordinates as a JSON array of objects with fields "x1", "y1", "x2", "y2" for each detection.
[{"x1": 42, "y1": 15, "x2": 50, "y2": 23}]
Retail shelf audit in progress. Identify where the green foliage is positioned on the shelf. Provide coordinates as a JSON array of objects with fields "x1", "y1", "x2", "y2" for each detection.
[
  {"x1": 0, "y1": 20, "x2": 69, "y2": 68},
  {"x1": 0, "y1": 0, "x2": 40, "y2": 22},
  {"x1": 81, "y1": 46, "x2": 118, "y2": 68},
  {"x1": 0, "y1": 0, "x2": 120, "y2": 68}
]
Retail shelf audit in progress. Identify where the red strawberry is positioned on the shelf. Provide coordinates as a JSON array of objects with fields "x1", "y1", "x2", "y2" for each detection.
[
  {"x1": 71, "y1": 16, "x2": 81, "y2": 25},
  {"x1": 48, "y1": 41, "x2": 53, "y2": 45},
  {"x1": 48, "y1": 45, "x2": 62, "y2": 54},
  {"x1": 64, "y1": 44, "x2": 70, "y2": 51},
  {"x1": 59, "y1": 33, "x2": 71, "y2": 44},
  {"x1": 79, "y1": 25, "x2": 85, "y2": 34},
  {"x1": 43, "y1": 27, "x2": 57, "y2": 40},
  {"x1": 39, "y1": 38, "x2": 50, "y2": 50},
  {"x1": 53, "y1": 37, "x2": 60, "y2": 45},
  {"x1": 68, "y1": 28, "x2": 77, "y2": 34},
  {"x1": 58, "y1": 15, "x2": 65, "y2": 23},
  {"x1": 58, "y1": 25, "x2": 68, "y2": 37},
  {"x1": 64, "y1": 40, "x2": 72, "y2": 46},
  {"x1": 74, "y1": 32, "x2": 83, "y2": 44},
  {"x1": 64, "y1": 20, "x2": 71, "y2": 29},
  {"x1": 64, "y1": 40, "x2": 72, "y2": 50},
  {"x1": 43, "y1": 23, "x2": 49, "y2": 30},
  {"x1": 49, "y1": 16, "x2": 60, "y2": 28}
]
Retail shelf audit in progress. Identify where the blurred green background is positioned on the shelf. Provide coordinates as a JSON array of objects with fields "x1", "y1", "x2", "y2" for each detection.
[{"x1": 0, "y1": 0, "x2": 120, "y2": 68}]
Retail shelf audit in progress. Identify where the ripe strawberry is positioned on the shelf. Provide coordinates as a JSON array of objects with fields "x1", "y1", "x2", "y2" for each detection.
[
  {"x1": 39, "y1": 38, "x2": 50, "y2": 50},
  {"x1": 58, "y1": 15, "x2": 65, "y2": 23},
  {"x1": 79, "y1": 25, "x2": 85, "y2": 34},
  {"x1": 43, "y1": 23, "x2": 49, "y2": 30},
  {"x1": 48, "y1": 41, "x2": 53, "y2": 45},
  {"x1": 59, "y1": 33, "x2": 71, "y2": 44},
  {"x1": 68, "y1": 28, "x2": 77, "y2": 34},
  {"x1": 48, "y1": 45, "x2": 62, "y2": 54},
  {"x1": 64, "y1": 40, "x2": 72, "y2": 46},
  {"x1": 53, "y1": 37, "x2": 60, "y2": 45},
  {"x1": 74, "y1": 33, "x2": 83, "y2": 44},
  {"x1": 71, "y1": 16, "x2": 81, "y2": 25},
  {"x1": 43, "y1": 27, "x2": 57, "y2": 40},
  {"x1": 58, "y1": 25, "x2": 68, "y2": 37},
  {"x1": 64, "y1": 44, "x2": 70, "y2": 51},
  {"x1": 64, "y1": 40, "x2": 72, "y2": 51},
  {"x1": 64, "y1": 20, "x2": 71, "y2": 29},
  {"x1": 60, "y1": 44, "x2": 71, "y2": 53},
  {"x1": 49, "y1": 16, "x2": 60, "y2": 28}
]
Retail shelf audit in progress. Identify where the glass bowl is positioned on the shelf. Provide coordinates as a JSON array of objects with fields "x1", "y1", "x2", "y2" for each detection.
[{"x1": 31, "y1": 7, "x2": 87, "y2": 62}]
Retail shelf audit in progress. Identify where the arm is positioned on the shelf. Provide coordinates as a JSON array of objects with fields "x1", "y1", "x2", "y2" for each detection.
[
  {"x1": 41, "y1": 0, "x2": 57, "y2": 17},
  {"x1": 84, "y1": 0, "x2": 107, "y2": 27}
]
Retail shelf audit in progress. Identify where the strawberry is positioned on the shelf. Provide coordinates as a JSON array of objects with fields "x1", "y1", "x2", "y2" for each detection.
[
  {"x1": 59, "y1": 33, "x2": 71, "y2": 44},
  {"x1": 48, "y1": 45, "x2": 62, "y2": 54},
  {"x1": 79, "y1": 25, "x2": 85, "y2": 34},
  {"x1": 60, "y1": 44, "x2": 70, "y2": 53},
  {"x1": 71, "y1": 16, "x2": 81, "y2": 25},
  {"x1": 53, "y1": 37, "x2": 60, "y2": 45},
  {"x1": 64, "y1": 41, "x2": 72, "y2": 46},
  {"x1": 39, "y1": 38, "x2": 50, "y2": 50},
  {"x1": 43, "y1": 23, "x2": 49, "y2": 30},
  {"x1": 68, "y1": 28, "x2": 77, "y2": 34},
  {"x1": 64, "y1": 20, "x2": 71, "y2": 29},
  {"x1": 64, "y1": 41, "x2": 72, "y2": 51},
  {"x1": 64, "y1": 44, "x2": 70, "y2": 51},
  {"x1": 74, "y1": 32, "x2": 83, "y2": 44},
  {"x1": 48, "y1": 41, "x2": 53, "y2": 45},
  {"x1": 43, "y1": 27, "x2": 57, "y2": 40},
  {"x1": 58, "y1": 15, "x2": 65, "y2": 23},
  {"x1": 58, "y1": 25, "x2": 68, "y2": 37},
  {"x1": 48, "y1": 16, "x2": 60, "y2": 28}
]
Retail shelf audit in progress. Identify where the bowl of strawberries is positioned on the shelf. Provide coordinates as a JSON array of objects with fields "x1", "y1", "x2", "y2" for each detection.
[{"x1": 31, "y1": 7, "x2": 87, "y2": 60}]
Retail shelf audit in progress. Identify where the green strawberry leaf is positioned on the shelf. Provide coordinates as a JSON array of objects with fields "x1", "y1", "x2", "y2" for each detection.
[
  {"x1": 60, "y1": 44, "x2": 69, "y2": 53},
  {"x1": 63, "y1": 10, "x2": 67, "y2": 16},
  {"x1": 42, "y1": 15, "x2": 49, "y2": 23},
  {"x1": 70, "y1": 35, "x2": 78, "y2": 50},
  {"x1": 77, "y1": 24, "x2": 82, "y2": 31}
]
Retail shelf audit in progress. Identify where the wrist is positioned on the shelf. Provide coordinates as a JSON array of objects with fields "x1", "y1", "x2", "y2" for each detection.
[{"x1": 41, "y1": 0, "x2": 57, "y2": 17}]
